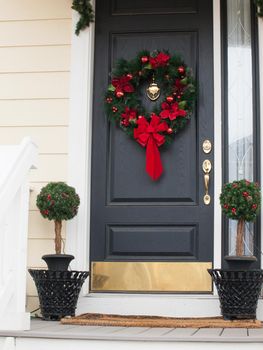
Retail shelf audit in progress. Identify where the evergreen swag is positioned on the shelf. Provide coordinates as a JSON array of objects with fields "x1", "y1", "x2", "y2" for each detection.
[
  {"x1": 72, "y1": 0, "x2": 94, "y2": 35},
  {"x1": 105, "y1": 50, "x2": 196, "y2": 180},
  {"x1": 220, "y1": 179, "x2": 261, "y2": 256}
]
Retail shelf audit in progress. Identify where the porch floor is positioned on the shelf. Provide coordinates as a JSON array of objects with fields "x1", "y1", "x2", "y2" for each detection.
[{"x1": 0, "y1": 318, "x2": 263, "y2": 343}]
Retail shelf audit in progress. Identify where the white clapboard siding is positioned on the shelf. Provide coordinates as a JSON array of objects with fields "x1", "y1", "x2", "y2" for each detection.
[
  {"x1": 0, "y1": 99, "x2": 69, "y2": 126},
  {"x1": 0, "y1": 72, "x2": 69, "y2": 99},
  {"x1": 29, "y1": 155, "x2": 68, "y2": 182},
  {"x1": 0, "y1": 46, "x2": 70, "y2": 73},
  {"x1": 27, "y1": 272, "x2": 38, "y2": 297},
  {"x1": 0, "y1": 0, "x2": 72, "y2": 310},
  {"x1": 0, "y1": 20, "x2": 71, "y2": 47},
  {"x1": 0, "y1": 127, "x2": 68, "y2": 154},
  {"x1": 29, "y1": 183, "x2": 48, "y2": 210},
  {"x1": 26, "y1": 296, "x2": 39, "y2": 314},
  {"x1": 28, "y1": 211, "x2": 66, "y2": 239},
  {"x1": 0, "y1": 0, "x2": 71, "y2": 21},
  {"x1": 27, "y1": 239, "x2": 57, "y2": 267}
]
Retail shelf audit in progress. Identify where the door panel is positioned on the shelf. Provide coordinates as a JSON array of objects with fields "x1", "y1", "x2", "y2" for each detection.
[
  {"x1": 90, "y1": 0, "x2": 214, "y2": 292},
  {"x1": 111, "y1": 0, "x2": 198, "y2": 15},
  {"x1": 105, "y1": 225, "x2": 198, "y2": 260}
]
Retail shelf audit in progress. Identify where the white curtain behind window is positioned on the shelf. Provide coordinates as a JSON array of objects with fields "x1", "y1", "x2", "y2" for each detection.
[{"x1": 227, "y1": 0, "x2": 254, "y2": 256}]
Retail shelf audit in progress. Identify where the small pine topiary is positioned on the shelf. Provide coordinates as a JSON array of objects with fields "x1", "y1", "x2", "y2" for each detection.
[
  {"x1": 220, "y1": 179, "x2": 261, "y2": 256},
  {"x1": 36, "y1": 182, "x2": 80, "y2": 254}
]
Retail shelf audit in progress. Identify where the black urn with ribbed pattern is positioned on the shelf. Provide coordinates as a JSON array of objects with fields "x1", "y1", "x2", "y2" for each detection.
[
  {"x1": 208, "y1": 269, "x2": 263, "y2": 320},
  {"x1": 29, "y1": 269, "x2": 89, "y2": 320}
]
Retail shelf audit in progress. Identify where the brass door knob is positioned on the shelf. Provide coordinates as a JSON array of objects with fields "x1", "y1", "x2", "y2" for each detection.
[{"x1": 202, "y1": 159, "x2": 212, "y2": 205}]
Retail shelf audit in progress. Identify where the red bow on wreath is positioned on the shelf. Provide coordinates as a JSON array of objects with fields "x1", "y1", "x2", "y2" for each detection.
[{"x1": 134, "y1": 115, "x2": 168, "y2": 180}]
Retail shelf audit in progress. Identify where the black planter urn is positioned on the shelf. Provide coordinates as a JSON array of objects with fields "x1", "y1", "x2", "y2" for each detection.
[
  {"x1": 29, "y1": 269, "x2": 89, "y2": 320},
  {"x1": 42, "y1": 254, "x2": 74, "y2": 271},
  {"x1": 208, "y1": 269, "x2": 263, "y2": 320}
]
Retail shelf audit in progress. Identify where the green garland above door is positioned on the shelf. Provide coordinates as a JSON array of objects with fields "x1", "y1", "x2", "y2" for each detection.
[
  {"x1": 71, "y1": 1, "x2": 262, "y2": 36},
  {"x1": 72, "y1": 0, "x2": 94, "y2": 35}
]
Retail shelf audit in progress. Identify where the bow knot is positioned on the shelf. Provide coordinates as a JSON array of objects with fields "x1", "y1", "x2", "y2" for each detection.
[{"x1": 134, "y1": 115, "x2": 168, "y2": 180}]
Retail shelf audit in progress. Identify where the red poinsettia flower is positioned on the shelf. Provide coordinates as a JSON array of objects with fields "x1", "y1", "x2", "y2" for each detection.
[
  {"x1": 112, "y1": 76, "x2": 134, "y2": 97},
  {"x1": 160, "y1": 101, "x2": 187, "y2": 121},
  {"x1": 149, "y1": 52, "x2": 170, "y2": 69},
  {"x1": 121, "y1": 107, "x2": 137, "y2": 127}
]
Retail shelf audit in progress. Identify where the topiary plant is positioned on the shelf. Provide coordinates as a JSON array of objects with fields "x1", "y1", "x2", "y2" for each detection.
[
  {"x1": 36, "y1": 182, "x2": 80, "y2": 255},
  {"x1": 220, "y1": 179, "x2": 261, "y2": 256}
]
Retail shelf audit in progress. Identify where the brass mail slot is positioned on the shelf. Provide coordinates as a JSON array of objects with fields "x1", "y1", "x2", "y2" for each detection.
[{"x1": 91, "y1": 261, "x2": 212, "y2": 292}]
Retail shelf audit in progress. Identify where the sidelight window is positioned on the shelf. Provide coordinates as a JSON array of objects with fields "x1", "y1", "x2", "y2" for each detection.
[{"x1": 222, "y1": 0, "x2": 260, "y2": 265}]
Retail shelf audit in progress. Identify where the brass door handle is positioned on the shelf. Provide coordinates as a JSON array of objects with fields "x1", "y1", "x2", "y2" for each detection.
[{"x1": 202, "y1": 160, "x2": 212, "y2": 205}]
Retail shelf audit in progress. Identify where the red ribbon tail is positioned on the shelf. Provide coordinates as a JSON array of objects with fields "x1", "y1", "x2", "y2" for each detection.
[{"x1": 146, "y1": 136, "x2": 163, "y2": 181}]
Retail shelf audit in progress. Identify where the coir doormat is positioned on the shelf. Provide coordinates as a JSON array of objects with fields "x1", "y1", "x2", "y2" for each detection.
[{"x1": 61, "y1": 313, "x2": 262, "y2": 328}]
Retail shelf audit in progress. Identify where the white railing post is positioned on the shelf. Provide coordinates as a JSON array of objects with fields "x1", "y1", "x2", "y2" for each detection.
[
  {"x1": 0, "y1": 138, "x2": 37, "y2": 331},
  {"x1": 15, "y1": 180, "x2": 30, "y2": 315}
]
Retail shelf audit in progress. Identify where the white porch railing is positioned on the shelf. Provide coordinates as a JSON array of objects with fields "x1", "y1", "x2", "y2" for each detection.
[{"x1": 0, "y1": 138, "x2": 37, "y2": 331}]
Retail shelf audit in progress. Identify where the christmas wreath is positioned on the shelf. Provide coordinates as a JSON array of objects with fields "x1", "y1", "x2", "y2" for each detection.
[{"x1": 105, "y1": 50, "x2": 196, "y2": 180}]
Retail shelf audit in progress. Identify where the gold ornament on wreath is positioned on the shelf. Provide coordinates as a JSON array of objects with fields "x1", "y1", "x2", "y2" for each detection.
[{"x1": 146, "y1": 75, "x2": 161, "y2": 101}]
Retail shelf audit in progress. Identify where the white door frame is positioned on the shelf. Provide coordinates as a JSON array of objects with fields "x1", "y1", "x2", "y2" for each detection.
[{"x1": 66, "y1": 0, "x2": 263, "y2": 317}]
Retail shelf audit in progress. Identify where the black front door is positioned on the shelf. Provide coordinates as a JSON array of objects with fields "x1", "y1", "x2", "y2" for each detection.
[{"x1": 90, "y1": 0, "x2": 214, "y2": 293}]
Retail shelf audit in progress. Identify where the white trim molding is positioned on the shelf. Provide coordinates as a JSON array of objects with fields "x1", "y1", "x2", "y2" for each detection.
[
  {"x1": 259, "y1": 17, "x2": 263, "y2": 270},
  {"x1": 213, "y1": 0, "x2": 222, "y2": 270},
  {"x1": 67, "y1": 8, "x2": 95, "y2": 272}
]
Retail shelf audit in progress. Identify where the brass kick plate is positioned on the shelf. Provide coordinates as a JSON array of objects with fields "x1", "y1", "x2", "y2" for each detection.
[{"x1": 91, "y1": 262, "x2": 212, "y2": 292}]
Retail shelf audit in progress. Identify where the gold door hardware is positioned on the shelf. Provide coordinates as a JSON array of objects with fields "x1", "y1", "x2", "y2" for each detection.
[
  {"x1": 202, "y1": 140, "x2": 212, "y2": 154},
  {"x1": 202, "y1": 159, "x2": 212, "y2": 205}
]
